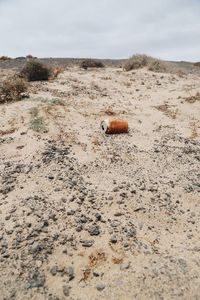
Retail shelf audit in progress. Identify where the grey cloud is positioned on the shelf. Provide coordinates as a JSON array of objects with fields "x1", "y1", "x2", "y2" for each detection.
[{"x1": 0, "y1": 0, "x2": 199, "y2": 61}]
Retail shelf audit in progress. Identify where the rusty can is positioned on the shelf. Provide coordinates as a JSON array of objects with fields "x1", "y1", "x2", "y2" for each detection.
[{"x1": 101, "y1": 119, "x2": 128, "y2": 134}]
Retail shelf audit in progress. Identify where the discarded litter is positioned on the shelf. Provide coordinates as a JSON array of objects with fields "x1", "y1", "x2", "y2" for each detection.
[{"x1": 101, "y1": 119, "x2": 128, "y2": 134}]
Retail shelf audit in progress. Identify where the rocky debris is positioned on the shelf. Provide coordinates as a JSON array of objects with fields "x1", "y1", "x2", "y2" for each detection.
[
  {"x1": 0, "y1": 65, "x2": 200, "y2": 300},
  {"x1": 26, "y1": 271, "x2": 46, "y2": 289}
]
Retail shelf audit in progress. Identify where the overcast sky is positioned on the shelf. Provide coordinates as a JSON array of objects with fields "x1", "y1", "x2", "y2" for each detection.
[{"x1": 0, "y1": 0, "x2": 199, "y2": 61}]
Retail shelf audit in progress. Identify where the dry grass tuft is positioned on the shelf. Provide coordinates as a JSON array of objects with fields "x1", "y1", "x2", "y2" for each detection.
[
  {"x1": 52, "y1": 67, "x2": 64, "y2": 78},
  {"x1": 29, "y1": 107, "x2": 47, "y2": 133},
  {"x1": 0, "y1": 128, "x2": 16, "y2": 136},
  {"x1": 155, "y1": 104, "x2": 178, "y2": 119},
  {"x1": 104, "y1": 107, "x2": 117, "y2": 116},
  {"x1": 112, "y1": 257, "x2": 124, "y2": 264},
  {"x1": 80, "y1": 250, "x2": 107, "y2": 283},
  {"x1": 185, "y1": 92, "x2": 200, "y2": 103},
  {"x1": 0, "y1": 76, "x2": 28, "y2": 104},
  {"x1": 190, "y1": 122, "x2": 199, "y2": 139}
]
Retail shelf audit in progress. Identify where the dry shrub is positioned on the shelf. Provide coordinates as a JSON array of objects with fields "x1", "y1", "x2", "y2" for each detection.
[
  {"x1": 194, "y1": 62, "x2": 200, "y2": 67},
  {"x1": 52, "y1": 67, "x2": 64, "y2": 78},
  {"x1": 124, "y1": 54, "x2": 173, "y2": 73},
  {"x1": 112, "y1": 257, "x2": 123, "y2": 264},
  {"x1": 0, "y1": 128, "x2": 16, "y2": 136},
  {"x1": 80, "y1": 250, "x2": 107, "y2": 283},
  {"x1": 0, "y1": 56, "x2": 11, "y2": 61},
  {"x1": 0, "y1": 76, "x2": 28, "y2": 104},
  {"x1": 26, "y1": 54, "x2": 33, "y2": 59},
  {"x1": 104, "y1": 107, "x2": 116, "y2": 116},
  {"x1": 26, "y1": 54, "x2": 37, "y2": 59},
  {"x1": 21, "y1": 60, "x2": 50, "y2": 81},
  {"x1": 124, "y1": 54, "x2": 149, "y2": 71},
  {"x1": 185, "y1": 92, "x2": 200, "y2": 103},
  {"x1": 176, "y1": 70, "x2": 185, "y2": 78},
  {"x1": 190, "y1": 122, "x2": 199, "y2": 139},
  {"x1": 80, "y1": 59, "x2": 104, "y2": 70},
  {"x1": 148, "y1": 60, "x2": 167, "y2": 73}
]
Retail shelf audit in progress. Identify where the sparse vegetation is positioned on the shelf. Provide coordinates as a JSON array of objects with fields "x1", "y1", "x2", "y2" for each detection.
[
  {"x1": 29, "y1": 107, "x2": 47, "y2": 132},
  {"x1": 148, "y1": 60, "x2": 167, "y2": 73},
  {"x1": 0, "y1": 76, "x2": 28, "y2": 104},
  {"x1": 104, "y1": 107, "x2": 116, "y2": 116},
  {"x1": 155, "y1": 104, "x2": 178, "y2": 119},
  {"x1": 124, "y1": 54, "x2": 149, "y2": 71},
  {"x1": 80, "y1": 59, "x2": 104, "y2": 70},
  {"x1": 190, "y1": 122, "x2": 199, "y2": 139},
  {"x1": 26, "y1": 54, "x2": 33, "y2": 59},
  {"x1": 194, "y1": 62, "x2": 200, "y2": 67},
  {"x1": 42, "y1": 98, "x2": 66, "y2": 114},
  {"x1": 185, "y1": 92, "x2": 200, "y2": 103},
  {"x1": 0, "y1": 56, "x2": 11, "y2": 61},
  {"x1": 124, "y1": 54, "x2": 172, "y2": 73},
  {"x1": 52, "y1": 67, "x2": 64, "y2": 78},
  {"x1": 46, "y1": 98, "x2": 66, "y2": 106},
  {"x1": 21, "y1": 60, "x2": 50, "y2": 81}
]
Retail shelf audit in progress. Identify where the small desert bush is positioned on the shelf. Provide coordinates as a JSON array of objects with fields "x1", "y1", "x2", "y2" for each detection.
[
  {"x1": 148, "y1": 59, "x2": 167, "y2": 73},
  {"x1": 80, "y1": 59, "x2": 104, "y2": 69},
  {"x1": 0, "y1": 76, "x2": 28, "y2": 104},
  {"x1": 194, "y1": 62, "x2": 200, "y2": 67},
  {"x1": 185, "y1": 92, "x2": 200, "y2": 103},
  {"x1": 124, "y1": 54, "x2": 173, "y2": 73},
  {"x1": 21, "y1": 60, "x2": 50, "y2": 81},
  {"x1": 26, "y1": 54, "x2": 33, "y2": 59},
  {"x1": 0, "y1": 56, "x2": 11, "y2": 61},
  {"x1": 124, "y1": 54, "x2": 149, "y2": 71},
  {"x1": 29, "y1": 107, "x2": 47, "y2": 132}
]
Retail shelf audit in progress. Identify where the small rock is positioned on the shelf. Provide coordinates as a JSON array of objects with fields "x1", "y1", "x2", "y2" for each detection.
[
  {"x1": 50, "y1": 266, "x2": 58, "y2": 276},
  {"x1": 76, "y1": 224, "x2": 83, "y2": 232},
  {"x1": 114, "y1": 212, "x2": 123, "y2": 217},
  {"x1": 63, "y1": 285, "x2": 70, "y2": 297},
  {"x1": 120, "y1": 262, "x2": 130, "y2": 270},
  {"x1": 5, "y1": 214, "x2": 11, "y2": 221},
  {"x1": 67, "y1": 266, "x2": 75, "y2": 281},
  {"x1": 26, "y1": 272, "x2": 45, "y2": 288},
  {"x1": 61, "y1": 197, "x2": 67, "y2": 203},
  {"x1": 93, "y1": 271, "x2": 100, "y2": 277},
  {"x1": 96, "y1": 283, "x2": 106, "y2": 291},
  {"x1": 95, "y1": 213, "x2": 102, "y2": 221},
  {"x1": 87, "y1": 225, "x2": 100, "y2": 236},
  {"x1": 81, "y1": 240, "x2": 94, "y2": 247},
  {"x1": 110, "y1": 235, "x2": 117, "y2": 244}
]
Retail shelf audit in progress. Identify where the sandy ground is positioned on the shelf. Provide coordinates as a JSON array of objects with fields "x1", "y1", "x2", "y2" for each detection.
[{"x1": 0, "y1": 64, "x2": 200, "y2": 300}]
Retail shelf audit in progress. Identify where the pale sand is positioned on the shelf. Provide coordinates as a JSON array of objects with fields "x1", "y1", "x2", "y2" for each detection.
[{"x1": 0, "y1": 65, "x2": 200, "y2": 299}]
